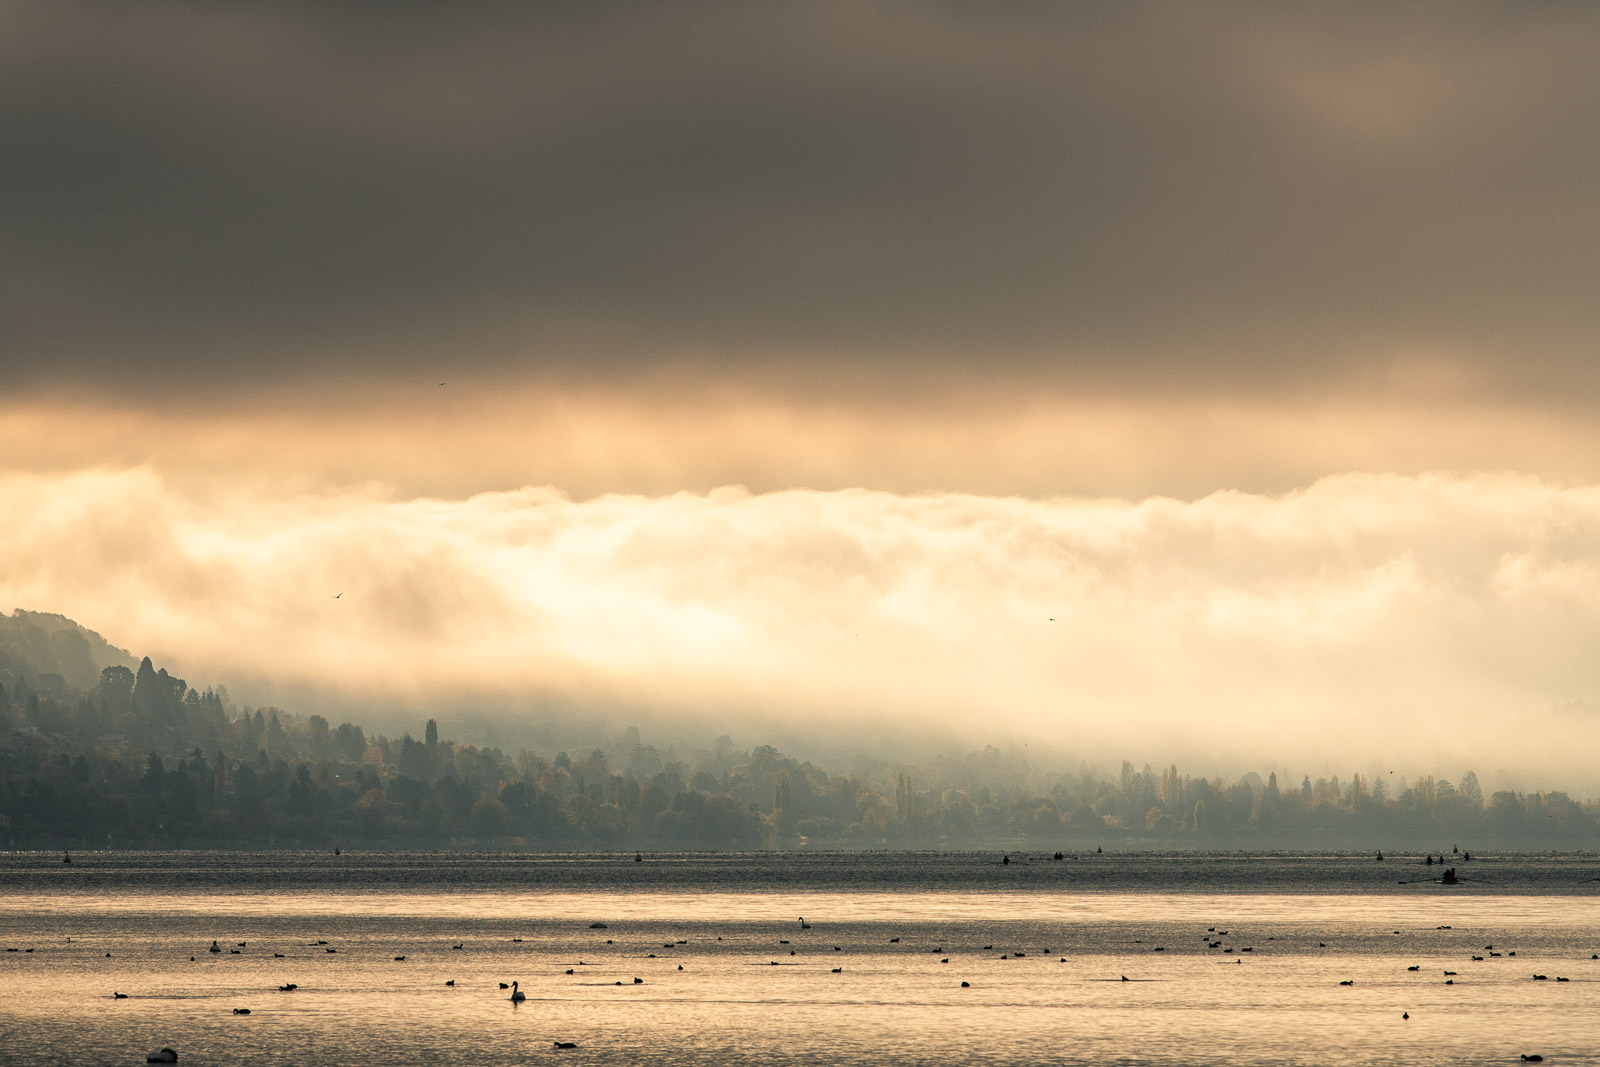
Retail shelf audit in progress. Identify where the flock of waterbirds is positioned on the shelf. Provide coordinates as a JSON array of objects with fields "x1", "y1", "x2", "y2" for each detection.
[
  {"x1": 12, "y1": 850, "x2": 1587, "y2": 1062},
  {"x1": 14, "y1": 906, "x2": 1579, "y2": 1064}
]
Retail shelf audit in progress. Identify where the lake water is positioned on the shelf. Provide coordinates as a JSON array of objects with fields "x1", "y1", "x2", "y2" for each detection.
[{"x1": 1, "y1": 851, "x2": 1596, "y2": 1066}]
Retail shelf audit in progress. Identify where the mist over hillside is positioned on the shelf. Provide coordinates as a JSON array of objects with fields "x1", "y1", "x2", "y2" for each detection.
[
  {"x1": 1, "y1": 609, "x2": 1597, "y2": 852},
  {"x1": 0, "y1": 610, "x2": 135, "y2": 696},
  {"x1": 1, "y1": 606, "x2": 1589, "y2": 797},
  {"x1": 14, "y1": 470, "x2": 1600, "y2": 795}
]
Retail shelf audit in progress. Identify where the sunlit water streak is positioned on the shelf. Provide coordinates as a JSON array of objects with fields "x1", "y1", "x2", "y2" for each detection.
[{"x1": 1, "y1": 851, "x2": 1596, "y2": 1066}]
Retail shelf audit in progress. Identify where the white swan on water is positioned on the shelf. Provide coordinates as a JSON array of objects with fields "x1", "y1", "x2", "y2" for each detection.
[{"x1": 510, "y1": 981, "x2": 526, "y2": 1003}]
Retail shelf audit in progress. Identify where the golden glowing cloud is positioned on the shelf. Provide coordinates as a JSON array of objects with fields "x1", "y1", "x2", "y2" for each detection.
[
  {"x1": 5, "y1": 386, "x2": 1600, "y2": 502},
  {"x1": 5, "y1": 467, "x2": 1600, "y2": 786}
]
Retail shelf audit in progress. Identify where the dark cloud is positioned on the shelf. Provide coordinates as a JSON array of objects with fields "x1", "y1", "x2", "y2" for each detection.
[{"x1": 3, "y1": 2, "x2": 1598, "y2": 400}]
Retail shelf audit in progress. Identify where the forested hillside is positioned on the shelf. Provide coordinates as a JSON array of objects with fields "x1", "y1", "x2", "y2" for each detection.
[
  {"x1": 0, "y1": 610, "x2": 134, "y2": 697},
  {"x1": 1, "y1": 610, "x2": 1597, "y2": 851}
]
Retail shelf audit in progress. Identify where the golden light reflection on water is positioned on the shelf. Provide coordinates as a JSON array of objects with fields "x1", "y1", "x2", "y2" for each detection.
[
  {"x1": 2, "y1": 856, "x2": 1596, "y2": 1066},
  {"x1": 6, "y1": 889, "x2": 1596, "y2": 931}
]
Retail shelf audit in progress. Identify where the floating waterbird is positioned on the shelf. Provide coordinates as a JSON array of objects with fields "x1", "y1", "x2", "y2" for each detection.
[
  {"x1": 146, "y1": 1050, "x2": 178, "y2": 1063},
  {"x1": 510, "y1": 981, "x2": 525, "y2": 1003}
]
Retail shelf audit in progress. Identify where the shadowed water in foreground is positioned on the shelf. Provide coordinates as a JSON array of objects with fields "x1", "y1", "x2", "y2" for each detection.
[{"x1": 1, "y1": 851, "x2": 1595, "y2": 1066}]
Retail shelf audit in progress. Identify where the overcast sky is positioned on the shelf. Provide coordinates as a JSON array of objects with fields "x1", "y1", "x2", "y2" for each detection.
[
  {"x1": 4, "y1": 3, "x2": 1600, "y2": 782},
  {"x1": 7, "y1": 4, "x2": 1599, "y2": 403}
]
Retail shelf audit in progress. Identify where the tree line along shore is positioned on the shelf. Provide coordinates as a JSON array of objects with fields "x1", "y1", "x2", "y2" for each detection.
[{"x1": 1, "y1": 611, "x2": 1594, "y2": 850}]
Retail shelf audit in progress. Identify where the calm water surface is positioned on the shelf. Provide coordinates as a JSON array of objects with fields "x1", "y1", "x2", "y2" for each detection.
[{"x1": 1, "y1": 851, "x2": 1596, "y2": 1066}]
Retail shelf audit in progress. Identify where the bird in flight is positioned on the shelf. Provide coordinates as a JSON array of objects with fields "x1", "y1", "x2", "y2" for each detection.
[{"x1": 333, "y1": 593, "x2": 343, "y2": 599}]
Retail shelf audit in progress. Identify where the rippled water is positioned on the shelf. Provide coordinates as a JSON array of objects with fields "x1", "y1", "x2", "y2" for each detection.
[{"x1": 1, "y1": 851, "x2": 1596, "y2": 1066}]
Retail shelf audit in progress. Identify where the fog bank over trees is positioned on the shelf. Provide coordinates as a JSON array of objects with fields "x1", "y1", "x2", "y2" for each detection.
[
  {"x1": 13, "y1": 469, "x2": 1600, "y2": 792},
  {"x1": 2, "y1": 611, "x2": 1597, "y2": 851}
]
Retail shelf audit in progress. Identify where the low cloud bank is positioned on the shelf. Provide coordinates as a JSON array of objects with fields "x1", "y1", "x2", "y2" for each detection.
[{"x1": 4, "y1": 468, "x2": 1599, "y2": 787}]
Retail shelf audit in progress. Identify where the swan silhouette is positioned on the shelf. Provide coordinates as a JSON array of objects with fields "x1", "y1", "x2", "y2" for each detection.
[
  {"x1": 510, "y1": 981, "x2": 526, "y2": 1002},
  {"x1": 146, "y1": 1049, "x2": 178, "y2": 1063}
]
